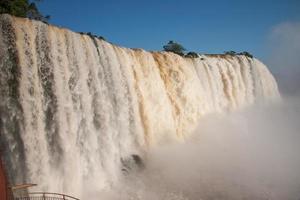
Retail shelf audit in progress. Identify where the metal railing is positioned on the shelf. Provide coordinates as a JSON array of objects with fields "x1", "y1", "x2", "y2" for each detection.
[{"x1": 14, "y1": 192, "x2": 80, "y2": 200}]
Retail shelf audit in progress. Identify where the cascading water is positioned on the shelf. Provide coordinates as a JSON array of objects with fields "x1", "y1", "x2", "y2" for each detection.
[{"x1": 0, "y1": 14, "x2": 279, "y2": 198}]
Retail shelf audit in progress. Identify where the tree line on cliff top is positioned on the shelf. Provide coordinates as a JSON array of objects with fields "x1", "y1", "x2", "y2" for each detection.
[
  {"x1": 0, "y1": 0, "x2": 49, "y2": 22},
  {"x1": 163, "y1": 40, "x2": 253, "y2": 59}
]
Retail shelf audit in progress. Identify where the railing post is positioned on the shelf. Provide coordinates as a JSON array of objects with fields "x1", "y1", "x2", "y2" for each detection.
[
  {"x1": 63, "y1": 194, "x2": 66, "y2": 200},
  {"x1": 43, "y1": 192, "x2": 46, "y2": 200}
]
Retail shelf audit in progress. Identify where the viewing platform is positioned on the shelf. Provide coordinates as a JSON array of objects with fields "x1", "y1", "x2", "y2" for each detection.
[
  {"x1": 13, "y1": 192, "x2": 80, "y2": 200},
  {"x1": 10, "y1": 184, "x2": 80, "y2": 200}
]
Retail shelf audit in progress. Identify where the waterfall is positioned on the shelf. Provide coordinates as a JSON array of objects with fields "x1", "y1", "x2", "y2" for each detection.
[{"x1": 0, "y1": 14, "x2": 279, "y2": 197}]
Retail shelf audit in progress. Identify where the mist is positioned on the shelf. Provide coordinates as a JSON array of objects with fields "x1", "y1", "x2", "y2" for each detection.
[
  {"x1": 87, "y1": 21, "x2": 300, "y2": 200},
  {"x1": 1, "y1": 15, "x2": 299, "y2": 200},
  {"x1": 266, "y1": 21, "x2": 300, "y2": 96},
  {"x1": 90, "y1": 98, "x2": 300, "y2": 200},
  {"x1": 100, "y1": 18, "x2": 300, "y2": 200},
  {"x1": 82, "y1": 21, "x2": 300, "y2": 199}
]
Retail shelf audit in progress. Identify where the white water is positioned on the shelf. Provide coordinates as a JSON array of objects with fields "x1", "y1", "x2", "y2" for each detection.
[
  {"x1": 0, "y1": 15, "x2": 280, "y2": 199},
  {"x1": 105, "y1": 99, "x2": 300, "y2": 200}
]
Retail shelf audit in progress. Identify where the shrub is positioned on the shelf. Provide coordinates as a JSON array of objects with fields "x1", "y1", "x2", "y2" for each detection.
[
  {"x1": 185, "y1": 51, "x2": 199, "y2": 58},
  {"x1": 163, "y1": 40, "x2": 186, "y2": 56},
  {"x1": 97, "y1": 35, "x2": 106, "y2": 41},
  {"x1": 85, "y1": 32, "x2": 106, "y2": 41},
  {"x1": 238, "y1": 51, "x2": 253, "y2": 58},
  {"x1": 0, "y1": 0, "x2": 50, "y2": 22},
  {"x1": 224, "y1": 51, "x2": 236, "y2": 56}
]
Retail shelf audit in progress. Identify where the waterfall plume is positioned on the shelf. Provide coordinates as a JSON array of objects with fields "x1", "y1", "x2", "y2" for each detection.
[{"x1": 0, "y1": 14, "x2": 279, "y2": 198}]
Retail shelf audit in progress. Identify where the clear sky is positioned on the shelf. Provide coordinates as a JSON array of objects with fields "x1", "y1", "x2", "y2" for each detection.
[{"x1": 37, "y1": 0, "x2": 300, "y2": 61}]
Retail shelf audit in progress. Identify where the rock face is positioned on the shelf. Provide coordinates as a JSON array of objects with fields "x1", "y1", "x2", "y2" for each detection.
[
  {"x1": 0, "y1": 156, "x2": 8, "y2": 200},
  {"x1": 0, "y1": 14, "x2": 280, "y2": 198}
]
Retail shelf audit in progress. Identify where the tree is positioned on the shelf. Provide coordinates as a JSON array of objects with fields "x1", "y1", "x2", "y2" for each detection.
[
  {"x1": 163, "y1": 40, "x2": 186, "y2": 56},
  {"x1": 238, "y1": 51, "x2": 253, "y2": 58},
  {"x1": 185, "y1": 51, "x2": 199, "y2": 58},
  {"x1": 27, "y1": 1, "x2": 50, "y2": 22},
  {"x1": 0, "y1": 0, "x2": 50, "y2": 22},
  {"x1": 0, "y1": 0, "x2": 28, "y2": 17},
  {"x1": 224, "y1": 51, "x2": 236, "y2": 56},
  {"x1": 85, "y1": 32, "x2": 106, "y2": 41}
]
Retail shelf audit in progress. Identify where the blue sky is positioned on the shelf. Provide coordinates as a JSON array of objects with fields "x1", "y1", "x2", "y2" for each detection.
[{"x1": 37, "y1": 0, "x2": 300, "y2": 61}]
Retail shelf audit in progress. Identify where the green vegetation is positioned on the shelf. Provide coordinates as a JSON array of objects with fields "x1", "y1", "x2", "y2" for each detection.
[
  {"x1": 185, "y1": 51, "x2": 199, "y2": 58},
  {"x1": 163, "y1": 40, "x2": 186, "y2": 56},
  {"x1": 161, "y1": 41, "x2": 253, "y2": 59},
  {"x1": 0, "y1": 0, "x2": 28, "y2": 17},
  {"x1": 224, "y1": 51, "x2": 237, "y2": 56},
  {"x1": 238, "y1": 51, "x2": 253, "y2": 58},
  {"x1": 162, "y1": 41, "x2": 204, "y2": 59},
  {"x1": 224, "y1": 50, "x2": 253, "y2": 58},
  {"x1": 0, "y1": 0, "x2": 50, "y2": 22},
  {"x1": 97, "y1": 35, "x2": 106, "y2": 40},
  {"x1": 85, "y1": 32, "x2": 106, "y2": 41}
]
